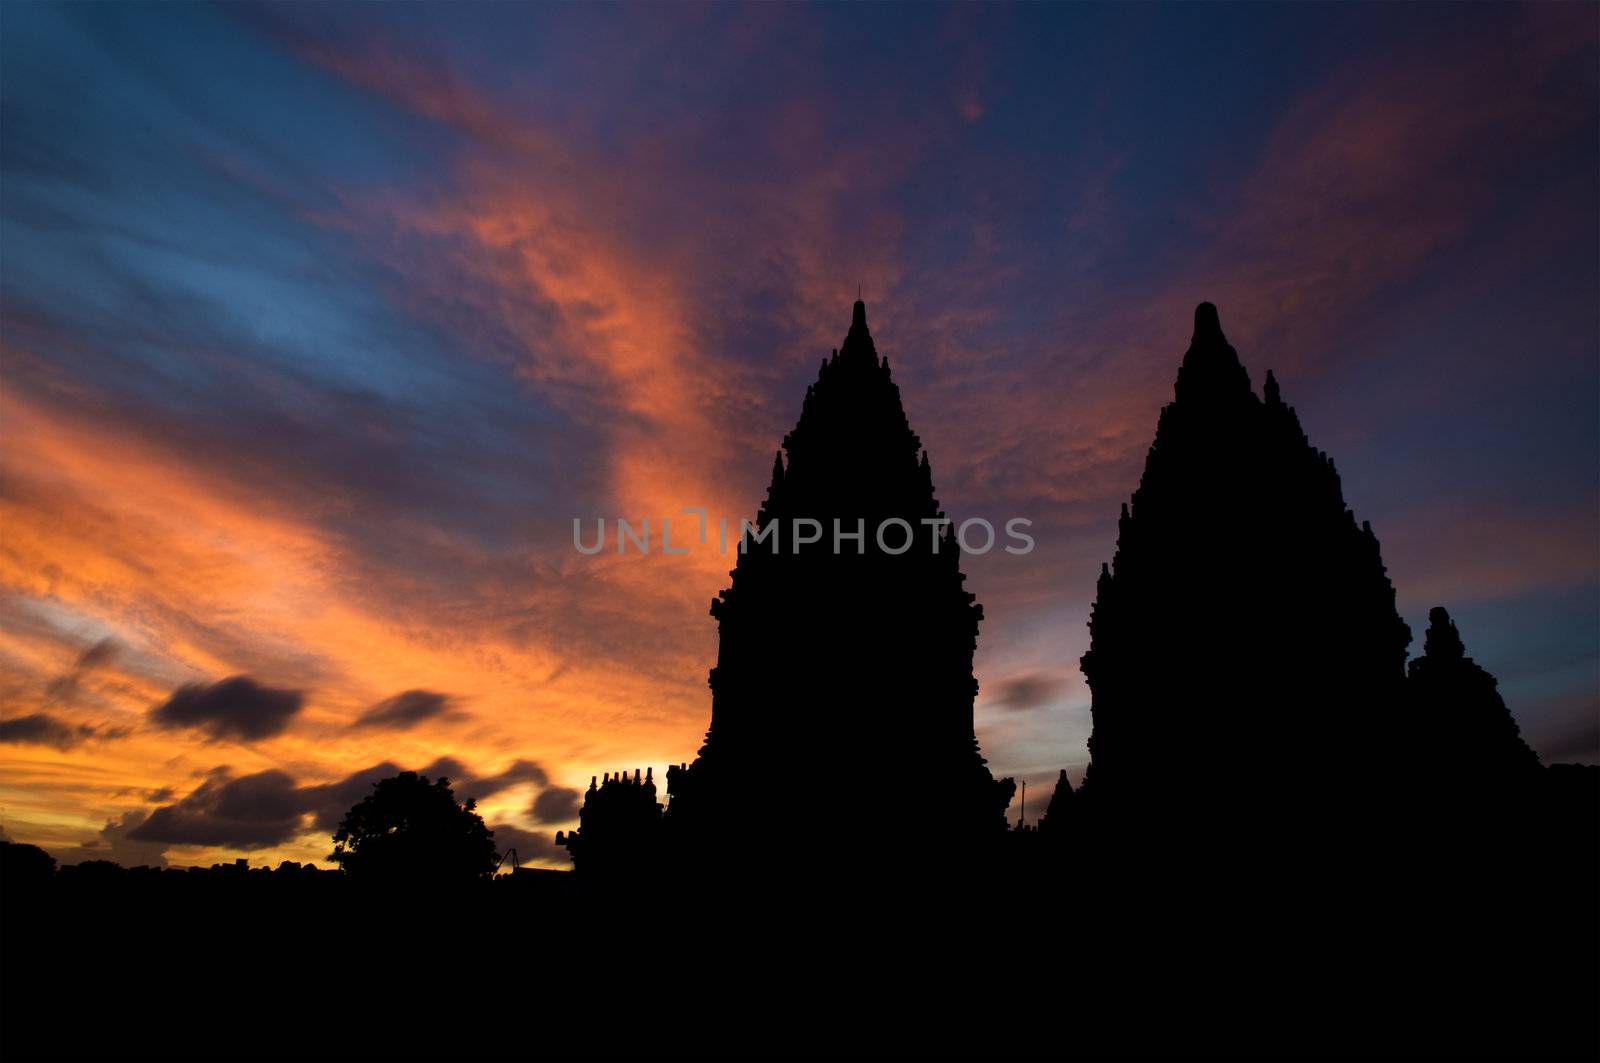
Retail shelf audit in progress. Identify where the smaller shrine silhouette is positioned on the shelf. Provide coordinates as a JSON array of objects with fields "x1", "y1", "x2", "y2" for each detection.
[
  {"x1": 1036, "y1": 769, "x2": 1075, "y2": 837},
  {"x1": 556, "y1": 768, "x2": 662, "y2": 877},
  {"x1": 1406, "y1": 606, "x2": 1542, "y2": 785}
]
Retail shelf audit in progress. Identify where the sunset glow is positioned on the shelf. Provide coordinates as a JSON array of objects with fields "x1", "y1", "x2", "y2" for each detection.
[{"x1": 2, "y1": 3, "x2": 1595, "y2": 871}]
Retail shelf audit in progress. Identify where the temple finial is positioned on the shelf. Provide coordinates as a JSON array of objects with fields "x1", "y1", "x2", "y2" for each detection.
[
  {"x1": 1175, "y1": 301, "x2": 1248, "y2": 400},
  {"x1": 1424, "y1": 606, "x2": 1466, "y2": 661}
]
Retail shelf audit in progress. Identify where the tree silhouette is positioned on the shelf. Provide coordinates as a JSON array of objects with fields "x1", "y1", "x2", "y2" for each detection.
[
  {"x1": 329, "y1": 771, "x2": 497, "y2": 881},
  {"x1": 0, "y1": 841, "x2": 56, "y2": 895}
]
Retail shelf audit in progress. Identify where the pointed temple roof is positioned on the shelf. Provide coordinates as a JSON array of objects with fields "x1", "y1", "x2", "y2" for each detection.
[
  {"x1": 1080, "y1": 301, "x2": 1412, "y2": 851},
  {"x1": 1037, "y1": 769, "x2": 1075, "y2": 836},
  {"x1": 665, "y1": 299, "x2": 1015, "y2": 876},
  {"x1": 1175, "y1": 301, "x2": 1253, "y2": 403}
]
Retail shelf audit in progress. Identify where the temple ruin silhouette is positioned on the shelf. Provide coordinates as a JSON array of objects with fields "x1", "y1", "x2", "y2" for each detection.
[
  {"x1": 557, "y1": 300, "x2": 1594, "y2": 893},
  {"x1": 669, "y1": 300, "x2": 1015, "y2": 878},
  {"x1": 560, "y1": 300, "x2": 1015, "y2": 881},
  {"x1": 555, "y1": 769, "x2": 662, "y2": 878},
  {"x1": 6, "y1": 299, "x2": 1596, "y2": 1061},
  {"x1": 1035, "y1": 768, "x2": 1074, "y2": 838},
  {"x1": 1407, "y1": 605, "x2": 1543, "y2": 786},
  {"x1": 478, "y1": 298, "x2": 1598, "y2": 1056},
  {"x1": 1076, "y1": 303, "x2": 1415, "y2": 868}
]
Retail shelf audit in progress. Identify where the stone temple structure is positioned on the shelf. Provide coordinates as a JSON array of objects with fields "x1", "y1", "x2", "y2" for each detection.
[
  {"x1": 664, "y1": 300, "x2": 1015, "y2": 879},
  {"x1": 1406, "y1": 607, "x2": 1542, "y2": 786},
  {"x1": 1404, "y1": 605, "x2": 1546, "y2": 854},
  {"x1": 1078, "y1": 303, "x2": 1414, "y2": 859},
  {"x1": 1035, "y1": 769, "x2": 1075, "y2": 838},
  {"x1": 556, "y1": 769, "x2": 662, "y2": 878}
]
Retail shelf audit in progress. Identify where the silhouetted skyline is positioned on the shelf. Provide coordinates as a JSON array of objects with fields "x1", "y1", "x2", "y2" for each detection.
[
  {"x1": 5, "y1": 297, "x2": 1594, "y2": 1063},
  {"x1": 1, "y1": 3, "x2": 1596, "y2": 874}
]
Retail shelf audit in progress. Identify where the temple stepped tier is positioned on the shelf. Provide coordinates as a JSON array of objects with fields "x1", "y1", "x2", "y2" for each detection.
[
  {"x1": 1402, "y1": 606, "x2": 1550, "y2": 859},
  {"x1": 665, "y1": 301, "x2": 1015, "y2": 876},
  {"x1": 1406, "y1": 607, "x2": 1542, "y2": 786}
]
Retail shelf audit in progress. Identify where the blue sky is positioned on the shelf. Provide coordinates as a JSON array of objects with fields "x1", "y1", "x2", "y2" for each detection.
[{"x1": 1, "y1": 1, "x2": 1594, "y2": 867}]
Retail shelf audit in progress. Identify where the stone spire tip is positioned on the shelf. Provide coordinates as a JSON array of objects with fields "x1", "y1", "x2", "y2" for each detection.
[{"x1": 1194, "y1": 302, "x2": 1223, "y2": 342}]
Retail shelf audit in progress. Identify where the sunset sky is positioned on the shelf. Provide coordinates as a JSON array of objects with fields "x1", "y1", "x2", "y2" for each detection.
[{"x1": 2, "y1": 2, "x2": 1596, "y2": 870}]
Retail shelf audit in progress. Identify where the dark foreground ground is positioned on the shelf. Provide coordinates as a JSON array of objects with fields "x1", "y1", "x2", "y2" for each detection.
[{"x1": 3, "y1": 840, "x2": 1595, "y2": 1062}]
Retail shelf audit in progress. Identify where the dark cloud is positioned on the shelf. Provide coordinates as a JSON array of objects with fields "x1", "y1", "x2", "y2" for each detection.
[
  {"x1": 302, "y1": 757, "x2": 546, "y2": 832},
  {"x1": 150, "y1": 676, "x2": 304, "y2": 741},
  {"x1": 129, "y1": 769, "x2": 305, "y2": 849},
  {"x1": 110, "y1": 784, "x2": 176, "y2": 802},
  {"x1": 419, "y1": 756, "x2": 471, "y2": 781},
  {"x1": 352, "y1": 689, "x2": 460, "y2": 730},
  {"x1": 55, "y1": 811, "x2": 169, "y2": 868},
  {"x1": 50, "y1": 754, "x2": 556, "y2": 865},
  {"x1": 0, "y1": 712, "x2": 97, "y2": 750},
  {"x1": 75, "y1": 637, "x2": 121, "y2": 671},
  {"x1": 43, "y1": 636, "x2": 122, "y2": 704},
  {"x1": 299, "y1": 761, "x2": 406, "y2": 833},
  {"x1": 485, "y1": 824, "x2": 565, "y2": 865},
  {"x1": 530, "y1": 786, "x2": 580, "y2": 825},
  {"x1": 209, "y1": 769, "x2": 306, "y2": 823},
  {"x1": 455, "y1": 759, "x2": 548, "y2": 805},
  {"x1": 989, "y1": 673, "x2": 1071, "y2": 711}
]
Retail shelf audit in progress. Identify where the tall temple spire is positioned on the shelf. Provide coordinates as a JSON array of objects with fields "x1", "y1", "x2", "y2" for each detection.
[
  {"x1": 1080, "y1": 300, "x2": 1412, "y2": 865},
  {"x1": 840, "y1": 297, "x2": 873, "y2": 358},
  {"x1": 665, "y1": 297, "x2": 1014, "y2": 881},
  {"x1": 833, "y1": 297, "x2": 879, "y2": 368}
]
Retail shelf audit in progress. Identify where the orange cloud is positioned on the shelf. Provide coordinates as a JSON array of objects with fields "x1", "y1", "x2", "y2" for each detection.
[{"x1": 3, "y1": 5, "x2": 1591, "y2": 868}]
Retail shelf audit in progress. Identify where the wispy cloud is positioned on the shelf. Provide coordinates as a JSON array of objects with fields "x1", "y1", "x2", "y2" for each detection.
[{"x1": 1, "y1": 3, "x2": 1593, "y2": 868}]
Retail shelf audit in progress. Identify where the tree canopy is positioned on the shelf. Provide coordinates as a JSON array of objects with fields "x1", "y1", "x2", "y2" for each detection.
[{"x1": 329, "y1": 771, "x2": 497, "y2": 881}]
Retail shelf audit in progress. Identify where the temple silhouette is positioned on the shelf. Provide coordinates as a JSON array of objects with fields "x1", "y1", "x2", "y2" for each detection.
[
  {"x1": 556, "y1": 301, "x2": 1594, "y2": 894},
  {"x1": 1035, "y1": 768, "x2": 1074, "y2": 838},
  {"x1": 521, "y1": 298, "x2": 1597, "y2": 1056},
  {"x1": 9, "y1": 299, "x2": 1591, "y2": 1061},
  {"x1": 1076, "y1": 302, "x2": 1414, "y2": 871},
  {"x1": 1068, "y1": 306, "x2": 1592, "y2": 885},
  {"x1": 1407, "y1": 605, "x2": 1543, "y2": 786},
  {"x1": 560, "y1": 300, "x2": 1015, "y2": 883},
  {"x1": 555, "y1": 769, "x2": 662, "y2": 878}
]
